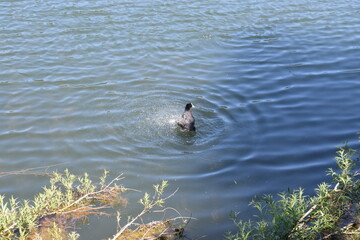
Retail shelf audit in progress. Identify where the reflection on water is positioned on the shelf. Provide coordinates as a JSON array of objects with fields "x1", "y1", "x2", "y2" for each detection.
[{"x1": 1, "y1": 0, "x2": 360, "y2": 239}]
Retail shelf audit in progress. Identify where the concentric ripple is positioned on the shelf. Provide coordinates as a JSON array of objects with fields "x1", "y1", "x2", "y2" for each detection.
[{"x1": 106, "y1": 88, "x2": 228, "y2": 157}]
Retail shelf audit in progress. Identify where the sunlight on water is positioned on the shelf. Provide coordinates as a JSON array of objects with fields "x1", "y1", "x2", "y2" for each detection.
[
  {"x1": 168, "y1": 118, "x2": 177, "y2": 125},
  {"x1": 111, "y1": 97, "x2": 227, "y2": 155}
]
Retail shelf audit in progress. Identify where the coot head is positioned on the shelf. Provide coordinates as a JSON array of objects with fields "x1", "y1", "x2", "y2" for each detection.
[{"x1": 185, "y1": 103, "x2": 195, "y2": 111}]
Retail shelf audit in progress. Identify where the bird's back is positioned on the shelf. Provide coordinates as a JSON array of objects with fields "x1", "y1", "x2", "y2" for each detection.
[{"x1": 177, "y1": 110, "x2": 195, "y2": 131}]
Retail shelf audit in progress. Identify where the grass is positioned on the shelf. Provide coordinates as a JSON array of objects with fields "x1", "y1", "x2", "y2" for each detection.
[
  {"x1": 226, "y1": 142, "x2": 360, "y2": 240},
  {"x1": 0, "y1": 169, "x2": 188, "y2": 240}
]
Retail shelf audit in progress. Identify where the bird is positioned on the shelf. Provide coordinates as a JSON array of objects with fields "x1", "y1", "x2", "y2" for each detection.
[{"x1": 176, "y1": 103, "x2": 196, "y2": 131}]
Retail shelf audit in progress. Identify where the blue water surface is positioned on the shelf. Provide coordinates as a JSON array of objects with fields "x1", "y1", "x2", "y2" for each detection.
[{"x1": 1, "y1": 0, "x2": 360, "y2": 239}]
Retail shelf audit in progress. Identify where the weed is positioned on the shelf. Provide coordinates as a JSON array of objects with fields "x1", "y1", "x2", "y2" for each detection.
[
  {"x1": 226, "y1": 141, "x2": 360, "y2": 240},
  {"x1": 0, "y1": 169, "x2": 186, "y2": 240}
]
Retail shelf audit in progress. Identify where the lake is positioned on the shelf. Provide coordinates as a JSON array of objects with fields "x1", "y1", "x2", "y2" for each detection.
[{"x1": 1, "y1": 0, "x2": 360, "y2": 239}]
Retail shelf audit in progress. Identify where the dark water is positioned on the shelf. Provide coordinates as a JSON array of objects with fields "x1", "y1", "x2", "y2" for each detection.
[{"x1": 1, "y1": 0, "x2": 360, "y2": 239}]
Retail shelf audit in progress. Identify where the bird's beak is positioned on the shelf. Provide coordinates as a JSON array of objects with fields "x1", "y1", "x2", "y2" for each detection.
[{"x1": 191, "y1": 103, "x2": 195, "y2": 108}]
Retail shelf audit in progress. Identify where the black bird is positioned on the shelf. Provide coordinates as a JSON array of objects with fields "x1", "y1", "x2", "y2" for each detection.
[{"x1": 176, "y1": 103, "x2": 196, "y2": 131}]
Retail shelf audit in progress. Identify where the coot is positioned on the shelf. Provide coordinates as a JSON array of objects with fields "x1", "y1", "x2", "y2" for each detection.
[{"x1": 176, "y1": 103, "x2": 196, "y2": 131}]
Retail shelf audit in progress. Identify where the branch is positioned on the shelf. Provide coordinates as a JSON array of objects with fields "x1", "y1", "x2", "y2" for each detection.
[
  {"x1": 110, "y1": 188, "x2": 178, "y2": 240},
  {"x1": 52, "y1": 174, "x2": 124, "y2": 214},
  {"x1": 0, "y1": 163, "x2": 66, "y2": 178}
]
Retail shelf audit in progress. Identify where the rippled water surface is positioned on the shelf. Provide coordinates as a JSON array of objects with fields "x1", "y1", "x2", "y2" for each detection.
[{"x1": 1, "y1": 0, "x2": 360, "y2": 239}]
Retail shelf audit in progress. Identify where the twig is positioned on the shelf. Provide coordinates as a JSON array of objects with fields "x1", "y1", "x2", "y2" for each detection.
[
  {"x1": 296, "y1": 180, "x2": 343, "y2": 225},
  {"x1": 0, "y1": 163, "x2": 67, "y2": 178},
  {"x1": 2, "y1": 223, "x2": 17, "y2": 236},
  {"x1": 110, "y1": 188, "x2": 178, "y2": 240},
  {"x1": 297, "y1": 204, "x2": 317, "y2": 224},
  {"x1": 57, "y1": 205, "x2": 110, "y2": 215},
  {"x1": 53, "y1": 174, "x2": 124, "y2": 214},
  {"x1": 343, "y1": 231, "x2": 360, "y2": 235}
]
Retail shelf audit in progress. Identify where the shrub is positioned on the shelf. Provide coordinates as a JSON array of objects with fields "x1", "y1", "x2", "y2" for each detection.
[{"x1": 226, "y1": 142, "x2": 360, "y2": 240}]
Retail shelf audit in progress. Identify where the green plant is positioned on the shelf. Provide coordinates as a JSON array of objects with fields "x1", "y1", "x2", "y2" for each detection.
[
  {"x1": 0, "y1": 169, "x2": 185, "y2": 240},
  {"x1": 0, "y1": 169, "x2": 124, "y2": 239},
  {"x1": 110, "y1": 180, "x2": 186, "y2": 240},
  {"x1": 226, "y1": 188, "x2": 308, "y2": 240},
  {"x1": 226, "y1": 142, "x2": 360, "y2": 240},
  {"x1": 328, "y1": 145, "x2": 358, "y2": 190}
]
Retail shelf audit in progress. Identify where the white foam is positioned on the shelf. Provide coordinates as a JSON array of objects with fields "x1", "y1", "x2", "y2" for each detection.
[{"x1": 168, "y1": 118, "x2": 177, "y2": 124}]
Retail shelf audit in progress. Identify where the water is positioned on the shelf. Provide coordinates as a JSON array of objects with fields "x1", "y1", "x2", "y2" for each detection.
[{"x1": 1, "y1": 0, "x2": 360, "y2": 239}]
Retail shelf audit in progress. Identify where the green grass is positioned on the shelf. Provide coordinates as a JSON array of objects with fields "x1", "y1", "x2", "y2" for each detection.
[{"x1": 226, "y1": 142, "x2": 360, "y2": 240}]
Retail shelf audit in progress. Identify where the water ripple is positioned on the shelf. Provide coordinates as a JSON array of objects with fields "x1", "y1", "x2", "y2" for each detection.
[{"x1": 1, "y1": 1, "x2": 360, "y2": 239}]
